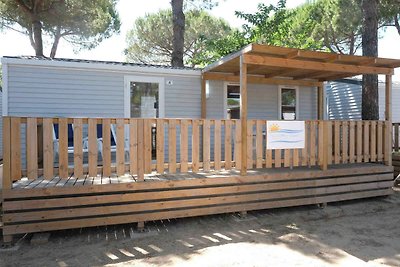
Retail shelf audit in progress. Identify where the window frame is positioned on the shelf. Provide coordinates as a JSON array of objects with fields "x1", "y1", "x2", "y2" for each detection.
[
  {"x1": 124, "y1": 76, "x2": 165, "y2": 118},
  {"x1": 278, "y1": 85, "x2": 299, "y2": 120}
]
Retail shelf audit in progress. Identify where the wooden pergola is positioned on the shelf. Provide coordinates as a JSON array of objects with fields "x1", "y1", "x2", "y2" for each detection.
[{"x1": 201, "y1": 43, "x2": 400, "y2": 175}]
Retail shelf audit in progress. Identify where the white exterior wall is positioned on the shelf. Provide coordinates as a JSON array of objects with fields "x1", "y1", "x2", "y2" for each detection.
[{"x1": 207, "y1": 81, "x2": 318, "y2": 120}]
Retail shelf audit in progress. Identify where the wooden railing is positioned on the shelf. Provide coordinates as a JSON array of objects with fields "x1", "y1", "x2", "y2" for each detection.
[
  {"x1": 393, "y1": 122, "x2": 400, "y2": 152},
  {"x1": 2, "y1": 117, "x2": 392, "y2": 188}
]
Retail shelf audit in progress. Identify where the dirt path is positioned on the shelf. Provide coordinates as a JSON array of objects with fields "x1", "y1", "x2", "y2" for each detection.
[{"x1": 1, "y1": 190, "x2": 400, "y2": 267}]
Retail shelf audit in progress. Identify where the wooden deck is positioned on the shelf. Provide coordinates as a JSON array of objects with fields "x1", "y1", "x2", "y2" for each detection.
[
  {"x1": 2, "y1": 163, "x2": 394, "y2": 239},
  {"x1": 10, "y1": 163, "x2": 395, "y2": 189}
]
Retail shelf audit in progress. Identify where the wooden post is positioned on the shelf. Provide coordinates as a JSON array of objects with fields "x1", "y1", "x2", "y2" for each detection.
[
  {"x1": 3, "y1": 117, "x2": 12, "y2": 191},
  {"x1": 240, "y1": 56, "x2": 248, "y2": 175},
  {"x1": 201, "y1": 75, "x2": 207, "y2": 119},
  {"x1": 137, "y1": 119, "x2": 145, "y2": 181},
  {"x1": 384, "y1": 74, "x2": 392, "y2": 166},
  {"x1": 317, "y1": 82, "x2": 324, "y2": 120}
]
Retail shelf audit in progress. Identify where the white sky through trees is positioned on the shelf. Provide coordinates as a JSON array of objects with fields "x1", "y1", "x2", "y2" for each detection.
[{"x1": 0, "y1": 0, "x2": 399, "y2": 78}]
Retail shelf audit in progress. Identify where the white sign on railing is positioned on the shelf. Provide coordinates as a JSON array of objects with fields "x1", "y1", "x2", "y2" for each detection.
[{"x1": 266, "y1": 121, "x2": 305, "y2": 149}]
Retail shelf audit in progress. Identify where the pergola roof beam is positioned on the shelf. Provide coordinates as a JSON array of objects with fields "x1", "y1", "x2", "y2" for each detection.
[{"x1": 242, "y1": 54, "x2": 394, "y2": 76}]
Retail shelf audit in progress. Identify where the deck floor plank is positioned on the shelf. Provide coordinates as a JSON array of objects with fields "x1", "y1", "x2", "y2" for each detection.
[{"x1": 10, "y1": 163, "x2": 392, "y2": 189}]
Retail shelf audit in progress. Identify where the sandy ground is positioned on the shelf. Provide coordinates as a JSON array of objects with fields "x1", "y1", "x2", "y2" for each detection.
[{"x1": 1, "y1": 188, "x2": 400, "y2": 267}]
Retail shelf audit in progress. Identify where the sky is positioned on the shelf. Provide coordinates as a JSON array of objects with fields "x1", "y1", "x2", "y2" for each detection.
[{"x1": 1, "y1": 0, "x2": 400, "y2": 77}]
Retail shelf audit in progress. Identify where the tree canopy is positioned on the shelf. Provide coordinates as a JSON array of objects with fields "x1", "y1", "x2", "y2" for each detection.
[
  {"x1": 0, "y1": 0, "x2": 121, "y2": 57},
  {"x1": 124, "y1": 9, "x2": 232, "y2": 67}
]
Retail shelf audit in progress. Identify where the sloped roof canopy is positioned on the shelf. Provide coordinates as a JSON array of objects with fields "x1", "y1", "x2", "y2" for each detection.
[{"x1": 202, "y1": 44, "x2": 400, "y2": 86}]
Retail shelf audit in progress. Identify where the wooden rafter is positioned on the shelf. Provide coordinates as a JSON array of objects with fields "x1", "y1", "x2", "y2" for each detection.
[
  {"x1": 202, "y1": 43, "x2": 400, "y2": 83},
  {"x1": 242, "y1": 54, "x2": 393, "y2": 75},
  {"x1": 203, "y1": 72, "x2": 319, "y2": 87}
]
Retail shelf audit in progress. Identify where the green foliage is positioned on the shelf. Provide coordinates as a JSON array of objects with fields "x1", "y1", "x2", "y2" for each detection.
[
  {"x1": 0, "y1": 0, "x2": 121, "y2": 57},
  {"x1": 124, "y1": 9, "x2": 232, "y2": 67},
  {"x1": 235, "y1": 0, "x2": 324, "y2": 50},
  {"x1": 193, "y1": 30, "x2": 250, "y2": 66},
  {"x1": 308, "y1": 0, "x2": 363, "y2": 55}
]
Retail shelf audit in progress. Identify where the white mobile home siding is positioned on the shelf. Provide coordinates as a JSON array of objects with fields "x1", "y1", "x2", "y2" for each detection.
[
  {"x1": 6, "y1": 64, "x2": 201, "y2": 118},
  {"x1": 326, "y1": 79, "x2": 400, "y2": 122},
  {"x1": 207, "y1": 82, "x2": 318, "y2": 120}
]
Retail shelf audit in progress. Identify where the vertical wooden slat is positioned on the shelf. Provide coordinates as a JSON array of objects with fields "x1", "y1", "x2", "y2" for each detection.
[
  {"x1": 88, "y1": 119, "x2": 98, "y2": 177},
  {"x1": 284, "y1": 149, "x2": 290, "y2": 168},
  {"x1": 10, "y1": 118, "x2": 22, "y2": 181},
  {"x1": 116, "y1": 118, "x2": 125, "y2": 176},
  {"x1": 43, "y1": 118, "x2": 54, "y2": 179},
  {"x1": 377, "y1": 121, "x2": 383, "y2": 161},
  {"x1": 363, "y1": 121, "x2": 370, "y2": 162},
  {"x1": 73, "y1": 118, "x2": 83, "y2": 178},
  {"x1": 144, "y1": 120, "x2": 152, "y2": 173},
  {"x1": 322, "y1": 121, "x2": 329, "y2": 170},
  {"x1": 129, "y1": 119, "x2": 138, "y2": 175},
  {"x1": 349, "y1": 121, "x2": 355, "y2": 163},
  {"x1": 214, "y1": 120, "x2": 221, "y2": 171},
  {"x1": 327, "y1": 121, "x2": 333, "y2": 164},
  {"x1": 26, "y1": 118, "x2": 38, "y2": 179},
  {"x1": 137, "y1": 119, "x2": 145, "y2": 181},
  {"x1": 302, "y1": 121, "x2": 309, "y2": 166},
  {"x1": 293, "y1": 149, "x2": 299, "y2": 167},
  {"x1": 234, "y1": 121, "x2": 241, "y2": 170},
  {"x1": 225, "y1": 120, "x2": 232, "y2": 170},
  {"x1": 102, "y1": 119, "x2": 111, "y2": 177},
  {"x1": 334, "y1": 121, "x2": 340, "y2": 164},
  {"x1": 341, "y1": 121, "x2": 348, "y2": 163},
  {"x1": 275, "y1": 149, "x2": 281, "y2": 168},
  {"x1": 180, "y1": 119, "x2": 189, "y2": 172},
  {"x1": 3, "y1": 117, "x2": 12, "y2": 189},
  {"x1": 370, "y1": 121, "x2": 376, "y2": 162},
  {"x1": 192, "y1": 120, "x2": 200, "y2": 172},
  {"x1": 203, "y1": 119, "x2": 211, "y2": 172},
  {"x1": 169, "y1": 119, "x2": 177, "y2": 173},
  {"x1": 156, "y1": 119, "x2": 165, "y2": 174},
  {"x1": 265, "y1": 121, "x2": 272, "y2": 168},
  {"x1": 247, "y1": 120, "x2": 253, "y2": 169},
  {"x1": 256, "y1": 120, "x2": 263, "y2": 168},
  {"x1": 384, "y1": 121, "x2": 392, "y2": 165},
  {"x1": 58, "y1": 118, "x2": 69, "y2": 179},
  {"x1": 356, "y1": 121, "x2": 363, "y2": 163},
  {"x1": 310, "y1": 121, "x2": 316, "y2": 166},
  {"x1": 318, "y1": 121, "x2": 324, "y2": 166}
]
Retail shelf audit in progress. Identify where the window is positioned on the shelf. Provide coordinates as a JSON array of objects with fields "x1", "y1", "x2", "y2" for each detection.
[
  {"x1": 279, "y1": 87, "x2": 298, "y2": 120},
  {"x1": 226, "y1": 84, "x2": 240, "y2": 119},
  {"x1": 130, "y1": 81, "x2": 159, "y2": 118},
  {"x1": 124, "y1": 76, "x2": 164, "y2": 118}
]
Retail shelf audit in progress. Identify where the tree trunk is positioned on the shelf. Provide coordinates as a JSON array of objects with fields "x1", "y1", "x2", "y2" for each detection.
[
  {"x1": 50, "y1": 27, "x2": 62, "y2": 58},
  {"x1": 32, "y1": 19, "x2": 44, "y2": 57},
  {"x1": 171, "y1": 0, "x2": 185, "y2": 67},
  {"x1": 361, "y1": 0, "x2": 379, "y2": 120}
]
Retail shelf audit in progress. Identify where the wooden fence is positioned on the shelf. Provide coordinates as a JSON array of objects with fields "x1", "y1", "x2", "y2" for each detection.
[{"x1": 2, "y1": 117, "x2": 392, "y2": 187}]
